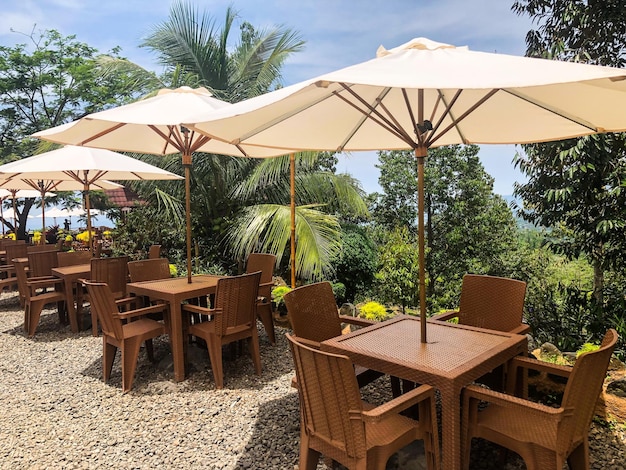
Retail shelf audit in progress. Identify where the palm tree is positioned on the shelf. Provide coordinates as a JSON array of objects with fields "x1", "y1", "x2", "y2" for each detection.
[{"x1": 106, "y1": 2, "x2": 369, "y2": 280}]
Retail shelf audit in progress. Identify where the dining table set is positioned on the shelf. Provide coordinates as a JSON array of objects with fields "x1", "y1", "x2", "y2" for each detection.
[{"x1": 3, "y1": 248, "x2": 540, "y2": 469}]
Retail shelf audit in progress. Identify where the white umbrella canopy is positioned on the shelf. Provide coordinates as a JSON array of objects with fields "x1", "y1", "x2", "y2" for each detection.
[
  {"x1": 0, "y1": 146, "x2": 180, "y2": 245},
  {"x1": 184, "y1": 37, "x2": 626, "y2": 343},
  {"x1": 32, "y1": 86, "x2": 281, "y2": 282}
]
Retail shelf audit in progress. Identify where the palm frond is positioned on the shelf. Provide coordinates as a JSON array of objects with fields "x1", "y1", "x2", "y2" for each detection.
[{"x1": 226, "y1": 204, "x2": 341, "y2": 280}]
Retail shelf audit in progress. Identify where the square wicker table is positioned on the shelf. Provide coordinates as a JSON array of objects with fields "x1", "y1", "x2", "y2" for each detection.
[
  {"x1": 127, "y1": 275, "x2": 224, "y2": 382},
  {"x1": 321, "y1": 314, "x2": 528, "y2": 470},
  {"x1": 51, "y1": 264, "x2": 91, "y2": 333}
]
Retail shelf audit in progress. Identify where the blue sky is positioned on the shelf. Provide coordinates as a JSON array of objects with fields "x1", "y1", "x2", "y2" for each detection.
[{"x1": 1, "y1": 0, "x2": 535, "y2": 196}]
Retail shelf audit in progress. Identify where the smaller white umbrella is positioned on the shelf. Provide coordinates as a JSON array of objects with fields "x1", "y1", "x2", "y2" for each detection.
[
  {"x1": 0, "y1": 188, "x2": 55, "y2": 235},
  {"x1": 0, "y1": 146, "x2": 181, "y2": 246}
]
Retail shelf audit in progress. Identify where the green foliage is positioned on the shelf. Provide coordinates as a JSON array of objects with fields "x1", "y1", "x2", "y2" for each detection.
[
  {"x1": 576, "y1": 342, "x2": 600, "y2": 358},
  {"x1": 330, "y1": 282, "x2": 346, "y2": 306},
  {"x1": 374, "y1": 226, "x2": 419, "y2": 313},
  {"x1": 332, "y1": 224, "x2": 377, "y2": 302},
  {"x1": 359, "y1": 301, "x2": 388, "y2": 322},
  {"x1": 271, "y1": 286, "x2": 292, "y2": 307}
]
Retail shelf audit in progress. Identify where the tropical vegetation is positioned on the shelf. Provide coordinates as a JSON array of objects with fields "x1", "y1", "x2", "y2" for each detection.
[{"x1": 0, "y1": 1, "x2": 625, "y2": 360}]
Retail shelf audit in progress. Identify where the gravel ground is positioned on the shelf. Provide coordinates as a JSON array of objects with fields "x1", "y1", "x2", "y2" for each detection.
[{"x1": 0, "y1": 290, "x2": 624, "y2": 469}]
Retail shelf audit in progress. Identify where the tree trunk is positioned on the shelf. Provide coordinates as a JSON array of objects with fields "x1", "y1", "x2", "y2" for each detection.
[{"x1": 592, "y1": 241, "x2": 604, "y2": 305}]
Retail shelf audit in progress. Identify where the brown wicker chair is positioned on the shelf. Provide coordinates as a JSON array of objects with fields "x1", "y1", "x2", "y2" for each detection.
[
  {"x1": 245, "y1": 253, "x2": 277, "y2": 344},
  {"x1": 87, "y1": 256, "x2": 133, "y2": 336},
  {"x1": 182, "y1": 271, "x2": 262, "y2": 389},
  {"x1": 430, "y1": 274, "x2": 528, "y2": 391},
  {"x1": 287, "y1": 334, "x2": 440, "y2": 470},
  {"x1": 0, "y1": 242, "x2": 28, "y2": 293},
  {"x1": 128, "y1": 258, "x2": 170, "y2": 283},
  {"x1": 56, "y1": 250, "x2": 93, "y2": 267},
  {"x1": 83, "y1": 280, "x2": 168, "y2": 393},
  {"x1": 462, "y1": 329, "x2": 618, "y2": 470},
  {"x1": 148, "y1": 244, "x2": 161, "y2": 259},
  {"x1": 284, "y1": 281, "x2": 395, "y2": 391},
  {"x1": 21, "y1": 250, "x2": 68, "y2": 336},
  {"x1": 430, "y1": 274, "x2": 529, "y2": 334}
]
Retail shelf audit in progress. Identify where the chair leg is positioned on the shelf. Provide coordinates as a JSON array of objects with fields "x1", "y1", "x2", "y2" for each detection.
[
  {"x1": 27, "y1": 300, "x2": 46, "y2": 337},
  {"x1": 298, "y1": 431, "x2": 320, "y2": 470},
  {"x1": 249, "y1": 330, "x2": 262, "y2": 375},
  {"x1": 206, "y1": 336, "x2": 224, "y2": 389},
  {"x1": 103, "y1": 338, "x2": 117, "y2": 382},
  {"x1": 91, "y1": 309, "x2": 99, "y2": 337},
  {"x1": 567, "y1": 441, "x2": 589, "y2": 470},
  {"x1": 257, "y1": 303, "x2": 276, "y2": 344},
  {"x1": 121, "y1": 337, "x2": 143, "y2": 393},
  {"x1": 145, "y1": 338, "x2": 155, "y2": 362}
]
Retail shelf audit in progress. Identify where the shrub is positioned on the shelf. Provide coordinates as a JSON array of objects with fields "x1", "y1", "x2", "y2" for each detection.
[
  {"x1": 331, "y1": 282, "x2": 346, "y2": 305},
  {"x1": 169, "y1": 264, "x2": 178, "y2": 277},
  {"x1": 359, "y1": 301, "x2": 389, "y2": 322},
  {"x1": 576, "y1": 342, "x2": 600, "y2": 358},
  {"x1": 271, "y1": 286, "x2": 292, "y2": 307}
]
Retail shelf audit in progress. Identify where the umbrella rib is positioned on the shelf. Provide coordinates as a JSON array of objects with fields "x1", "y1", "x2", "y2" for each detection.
[
  {"x1": 231, "y1": 83, "x2": 355, "y2": 144},
  {"x1": 79, "y1": 121, "x2": 126, "y2": 146},
  {"x1": 429, "y1": 89, "x2": 498, "y2": 145},
  {"x1": 337, "y1": 84, "x2": 418, "y2": 148},
  {"x1": 150, "y1": 125, "x2": 184, "y2": 154},
  {"x1": 502, "y1": 88, "x2": 599, "y2": 131}
]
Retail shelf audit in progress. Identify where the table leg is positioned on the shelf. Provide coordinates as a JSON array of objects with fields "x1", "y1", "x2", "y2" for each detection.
[
  {"x1": 63, "y1": 278, "x2": 78, "y2": 333},
  {"x1": 169, "y1": 300, "x2": 186, "y2": 382},
  {"x1": 440, "y1": 389, "x2": 462, "y2": 470}
]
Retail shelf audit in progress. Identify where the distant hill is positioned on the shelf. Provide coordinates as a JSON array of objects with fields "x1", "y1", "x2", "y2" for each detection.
[{"x1": 499, "y1": 194, "x2": 541, "y2": 230}]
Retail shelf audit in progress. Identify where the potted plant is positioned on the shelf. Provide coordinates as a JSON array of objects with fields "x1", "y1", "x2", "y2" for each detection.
[{"x1": 271, "y1": 286, "x2": 292, "y2": 316}]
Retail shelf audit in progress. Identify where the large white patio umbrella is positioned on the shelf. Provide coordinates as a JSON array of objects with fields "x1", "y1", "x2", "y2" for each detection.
[
  {"x1": 0, "y1": 146, "x2": 181, "y2": 246},
  {"x1": 185, "y1": 37, "x2": 626, "y2": 343},
  {"x1": 32, "y1": 86, "x2": 282, "y2": 282}
]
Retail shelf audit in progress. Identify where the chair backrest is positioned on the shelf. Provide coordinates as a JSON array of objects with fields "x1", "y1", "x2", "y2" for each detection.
[
  {"x1": 128, "y1": 258, "x2": 170, "y2": 282},
  {"x1": 213, "y1": 271, "x2": 261, "y2": 337},
  {"x1": 27, "y1": 244, "x2": 57, "y2": 253},
  {"x1": 57, "y1": 250, "x2": 93, "y2": 267},
  {"x1": 27, "y1": 250, "x2": 59, "y2": 277},
  {"x1": 558, "y1": 329, "x2": 618, "y2": 453},
  {"x1": 457, "y1": 274, "x2": 527, "y2": 332},
  {"x1": 284, "y1": 281, "x2": 342, "y2": 343},
  {"x1": 287, "y1": 334, "x2": 366, "y2": 460},
  {"x1": 245, "y1": 253, "x2": 276, "y2": 300},
  {"x1": 13, "y1": 258, "x2": 29, "y2": 304},
  {"x1": 5, "y1": 242, "x2": 28, "y2": 264},
  {"x1": 83, "y1": 280, "x2": 125, "y2": 340},
  {"x1": 148, "y1": 244, "x2": 161, "y2": 259},
  {"x1": 90, "y1": 256, "x2": 129, "y2": 299}
]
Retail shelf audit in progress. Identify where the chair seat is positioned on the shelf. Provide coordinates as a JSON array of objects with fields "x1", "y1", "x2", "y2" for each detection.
[{"x1": 121, "y1": 318, "x2": 166, "y2": 338}]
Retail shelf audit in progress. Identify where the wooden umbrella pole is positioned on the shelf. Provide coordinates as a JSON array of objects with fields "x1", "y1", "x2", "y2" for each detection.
[
  {"x1": 183, "y1": 156, "x2": 192, "y2": 283},
  {"x1": 416, "y1": 146, "x2": 428, "y2": 343},
  {"x1": 39, "y1": 182, "x2": 47, "y2": 246},
  {"x1": 290, "y1": 153, "x2": 296, "y2": 288},
  {"x1": 84, "y1": 187, "x2": 93, "y2": 252}
]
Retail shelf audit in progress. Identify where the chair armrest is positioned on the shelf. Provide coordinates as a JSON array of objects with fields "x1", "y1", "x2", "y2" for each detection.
[
  {"x1": 338, "y1": 315, "x2": 375, "y2": 327},
  {"x1": 510, "y1": 323, "x2": 531, "y2": 335},
  {"x1": 293, "y1": 336, "x2": 322, "y2": 349},
  {"x1": 463, "y1": 383, "x2": 562, "y2": 417},
  {"x1": 26, "y1": 277, "x2": 63, "y2": 288},
  {"x1": 259, "y1": 281, "x2": 274, "y2": 288},
  {"x1": 116, "y1": 303, "x2": 168, "y2": 320},
  {"x1": 182, "y1": 303, "x2": 216, "y2": 316},
  {"x1": 362, "y1": 384, "x2": 435, "y2": 423},
  {"x1": 509, "y1": 355, "x2": 572, "y2": 378},
  {"x1": 429, "y1": 310, "x2": 459, "y2": 322},
  {"x1": 114, "y1": 296, "x2": 141, "y2": 308}
]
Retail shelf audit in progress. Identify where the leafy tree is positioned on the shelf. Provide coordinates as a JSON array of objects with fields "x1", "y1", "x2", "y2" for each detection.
[
  {"x1": 512, "y1": 0, "x2": 626, "y2": 305},
  {"x1": 331, "y1": 223, "x2": 378, "y2": 302},
  {"x1": 374, "y1": 226, "x2": 419, "y2": 313},
  {"x1": 369, "y1": 150, "x2": 418, "y2": 232},
  {"x1": 426, "y1": 145, "x2": 519, "y2": 307},
  {"x1": 0, "y1": 28, "x2": 137, "y2": 237},
  {"x1": 370, "y1": 146, "x2": 519, "y2": 310},
  {"x1": 106, "y1": 3, "x2": 361, "y2": 280}
]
